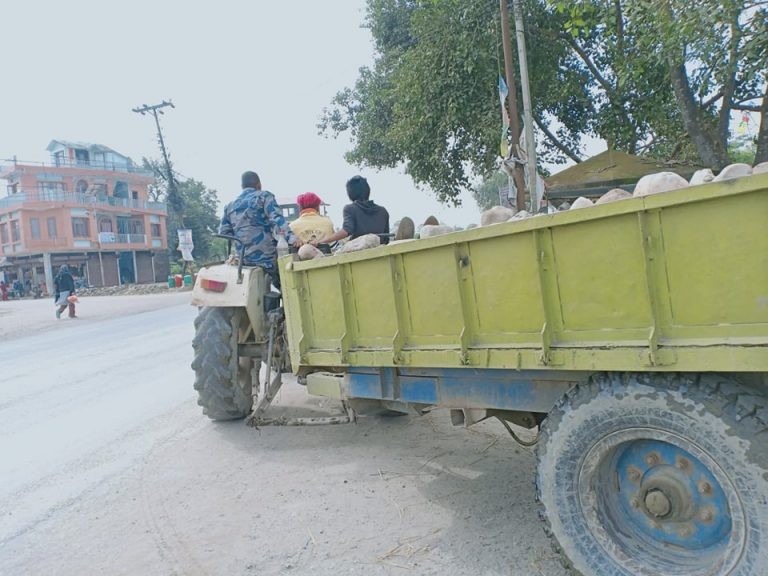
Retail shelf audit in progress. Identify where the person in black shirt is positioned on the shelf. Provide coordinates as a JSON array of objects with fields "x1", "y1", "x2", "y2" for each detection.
[
  {"x1": 320, "y1": 176, "x2": 390, "y2": 245},
  {"x1": 54, "y1": 265, "x2": 77, "y2": 319}
]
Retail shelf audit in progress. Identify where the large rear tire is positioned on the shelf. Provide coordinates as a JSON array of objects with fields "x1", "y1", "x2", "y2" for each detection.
[
  {"x1": 537, "y1": 372, "x2": 768, "y2": 576},
  {"x1": 192, "y1": 307, "x2": 254, "y2": 421}
]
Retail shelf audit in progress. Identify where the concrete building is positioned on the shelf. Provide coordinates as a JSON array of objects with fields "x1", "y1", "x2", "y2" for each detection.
[{"x1": 0, "y1": 140, "x2": 169, "y2": 293}]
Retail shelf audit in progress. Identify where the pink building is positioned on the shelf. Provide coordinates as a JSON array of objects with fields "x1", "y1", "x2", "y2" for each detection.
[{"x1": 0, "y1": 140, "x2": 169, "y2": 293}]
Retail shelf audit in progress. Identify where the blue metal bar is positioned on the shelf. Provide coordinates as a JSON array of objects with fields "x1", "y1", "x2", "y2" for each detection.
[{"x1": 346, "y1": 367, "x2": 581, "y2": 413}]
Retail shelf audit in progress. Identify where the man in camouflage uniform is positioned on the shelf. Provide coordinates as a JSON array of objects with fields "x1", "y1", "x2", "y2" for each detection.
[{"x1": 219, "y1": 171, "x2": 299, "y2": 286}]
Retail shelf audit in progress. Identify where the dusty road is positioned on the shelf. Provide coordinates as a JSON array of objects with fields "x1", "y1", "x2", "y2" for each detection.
[{"x1": 0, "y1": 294, "x2": 568, "y2": 576}]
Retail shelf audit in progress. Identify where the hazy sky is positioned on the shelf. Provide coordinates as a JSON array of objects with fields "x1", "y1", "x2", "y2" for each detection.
[{"x1": 0, "y1": 1, "x2": 586, "y2": 227}]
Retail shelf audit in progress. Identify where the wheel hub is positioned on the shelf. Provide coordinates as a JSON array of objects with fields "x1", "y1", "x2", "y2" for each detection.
[
  {"x1": 615, "y1": 440, "x2": 731, "y2": 551},
  {"x1": 644, "y1": 489, "x2": 671, "y2": 518}
]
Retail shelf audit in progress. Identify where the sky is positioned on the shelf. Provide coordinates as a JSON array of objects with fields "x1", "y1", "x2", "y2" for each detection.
[{"x1": 0, "y1": 1, "x2": 593, "y2": 228}]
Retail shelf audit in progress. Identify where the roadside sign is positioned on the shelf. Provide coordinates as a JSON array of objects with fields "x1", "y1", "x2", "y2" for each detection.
[{"x1": 177, "y1": 229, "x2": 194, "y2": 261}]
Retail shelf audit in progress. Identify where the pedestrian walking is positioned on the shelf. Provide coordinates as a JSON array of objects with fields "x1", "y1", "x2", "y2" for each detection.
[{"x1": 53, "y1": 265, "x2": 77, "y2": 319}]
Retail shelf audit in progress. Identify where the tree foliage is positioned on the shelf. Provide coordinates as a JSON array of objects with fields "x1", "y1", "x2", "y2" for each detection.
[
  {"x1": 143, "y1": 158, "x2": 221, "y2": 263},
  {"x1": 472, "y1": 171, "x2": 509, "y2": 211},
  {"x1": 320, "y1": 0, "x2": 767, "y2": 205}
]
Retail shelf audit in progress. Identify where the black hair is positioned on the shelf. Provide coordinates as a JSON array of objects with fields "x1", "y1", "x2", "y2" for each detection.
[
  {"x1": 346, "y1": 175, "x2": 370, "y2": 201},
  {"x1": 241, "y1": 171, "x2": 261, "y2": 189}
]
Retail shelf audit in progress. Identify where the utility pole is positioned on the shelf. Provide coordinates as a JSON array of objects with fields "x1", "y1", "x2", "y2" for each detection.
[
  {"x1": 499, "y1": 0, "x2": 526, "y2": 212},
  {"x1": 512, "y1": 0, "x2": 538, "y2": 209},
  {"x1": 132, "y1": 100, "x2": 181, "y2": 221}
]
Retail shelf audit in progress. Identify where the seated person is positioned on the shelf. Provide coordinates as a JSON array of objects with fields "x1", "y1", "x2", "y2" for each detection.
[
  {"x1": 289, "y1": 192, "x2": 334, "y2": 244},
  {"x1": 219, "y1": 170, "x2": 298, "y2": 287},
  {"x1": 320, "y1": 176, "x2": 390, "y2": 245}
]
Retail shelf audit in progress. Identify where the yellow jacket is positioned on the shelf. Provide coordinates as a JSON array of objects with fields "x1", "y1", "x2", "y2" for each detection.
[{"x1": 289, "y1": 209, "x2": 335, "y2": 243}]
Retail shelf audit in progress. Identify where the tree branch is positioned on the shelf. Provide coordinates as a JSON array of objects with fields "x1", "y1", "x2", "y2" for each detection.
[
  {"x1": 563, "y1": 34, "x2": 614, "y2": 96},
  {"x1": 732, "y1": 104, "x2": 762, "y2": 112},
  {"x1": 701, "y1": 90, "x2": 724, "y2": 108},
  {"x1": 562, "y1": 33, "x2": 636, "y2": 148},
  {"x1": 717, "y1": 12, "x2": 743, "y2": 147},
  {"x1": 534, "y1": 117, "x2": 583, "y2": 163},
  {"x1": 614, "y1": 0, "x2": 624, "y2": 55}
]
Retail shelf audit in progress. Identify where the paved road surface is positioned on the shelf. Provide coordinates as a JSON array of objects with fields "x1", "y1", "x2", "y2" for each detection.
[{"x1": 0, "y1": 296, "x2": 568, "y2": 576}]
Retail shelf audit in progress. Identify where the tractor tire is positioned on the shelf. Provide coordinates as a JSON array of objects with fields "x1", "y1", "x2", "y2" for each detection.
[
  {"x1": 536, "y1": 372, "x2": 768, "y2": 576},
  {"x1": 192, "y1": 307, "x2": 254, "y2": 421}
]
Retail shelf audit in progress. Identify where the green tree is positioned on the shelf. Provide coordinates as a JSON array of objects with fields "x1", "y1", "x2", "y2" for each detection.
[
  {"x1": 320, "y1": 0, "x2": 767, "y2": 205},
  {"x1": 320, "y1": 0, "x2": 594, "y2": 205},
  {"x1": 472, "y1": 171, "x2": 509, "y2": 211},
  {"x1": 143, "y1": 158, "x2": 221, "y2": 263},
  {"x1": 174, "y1": 179, "x2": 221, "y2": 263},
  {"x1": 618, "y1": 0, "x2": 765, "y2": 167}
]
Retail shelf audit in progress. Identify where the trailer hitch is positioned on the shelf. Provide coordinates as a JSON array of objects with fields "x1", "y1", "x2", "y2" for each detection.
[{"x1": 245, "y1": 310, "x2": 355, "y2": 428}]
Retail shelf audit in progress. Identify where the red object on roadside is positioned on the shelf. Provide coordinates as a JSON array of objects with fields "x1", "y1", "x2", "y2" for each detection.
[{"x1": 174, "y1": 274, "x2": 183, "y2": 288}]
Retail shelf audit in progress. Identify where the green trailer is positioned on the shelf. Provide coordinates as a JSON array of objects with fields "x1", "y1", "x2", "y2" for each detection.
[{"x1": 274, "y1": 173, "x2": 768, "y2": 576}]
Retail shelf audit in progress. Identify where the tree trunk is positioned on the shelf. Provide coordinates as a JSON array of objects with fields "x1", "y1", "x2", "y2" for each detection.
[
  {"x1": 755, "y1": 84, "x2": 768, "y2": 164},
  {"x1": 668, "y1": 60, "x2": 729, "y2": 169}
]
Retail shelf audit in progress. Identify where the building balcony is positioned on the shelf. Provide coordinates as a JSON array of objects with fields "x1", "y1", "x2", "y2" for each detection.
[
  {"x1": 0, "y1": 190, "x2": 166, "y2": 213},
  {"x1": 1, "y1": 157, "x2": 154, "y2": 176},
  {"x1": 0, "y1": 235, "x2": 167, "y2": 256}
]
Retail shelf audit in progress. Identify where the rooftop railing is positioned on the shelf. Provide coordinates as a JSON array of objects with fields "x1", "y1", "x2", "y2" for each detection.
[{"x1": 0, "y1": 157, "x2": 154, "y2": 176}]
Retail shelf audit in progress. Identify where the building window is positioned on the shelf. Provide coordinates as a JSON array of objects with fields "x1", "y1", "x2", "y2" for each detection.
[
  {"x1": 10, "y1": 221, "x2": 20, "y2": 242},
  {"x1": 71, "y1": 217, "x2": 90, "y2": 238},
  {"x1": 130, "y1": 219, "x2": 145, "y2": 234},
  {"x1": 74, "y1": 148, "x2": 90, "y2": 165},
  {"x1": 30, "y1": 218, "x2": 41, "y2": 239},
  {"x1": 98, "y1": 218, "x2": 113, "y2": 232},
  {"x1": 151, "y1": 223, "x2": 162, "y2": 238},
  {"x1": 47, "y1": 217, "x2": 58, "y2": 238},
  {"x1": 0, "y1": 223, "x2": 7, "y2": 244}
]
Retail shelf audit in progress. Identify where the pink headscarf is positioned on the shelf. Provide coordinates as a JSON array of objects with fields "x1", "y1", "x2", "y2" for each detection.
[{"x1": 297, "y1": 192, "x2": 322, "y2": 210}]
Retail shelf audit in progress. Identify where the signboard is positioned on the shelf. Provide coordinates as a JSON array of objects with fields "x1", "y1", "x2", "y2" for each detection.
[
  {"x1": 177, "y1": 229, "x2": 194, "y2": 261},
  {"x1": 98, "y1": 232, "x2": 116, "y2": 243}
]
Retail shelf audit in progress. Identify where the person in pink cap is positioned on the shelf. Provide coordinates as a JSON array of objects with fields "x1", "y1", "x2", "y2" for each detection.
[{"x1": 289, "y1": 192, "x2": 335, "y2": 244}]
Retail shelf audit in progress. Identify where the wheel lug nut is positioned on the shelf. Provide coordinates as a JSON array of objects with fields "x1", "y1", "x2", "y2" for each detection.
[
  {"x1": 630, "y1": 497, "x2": 640, "y2": 509},
  {"x1": 698, "y1": 481, "x2": 712, "y2": 495},
  {"x1": 645, "y1": 453, "x2": 661, "y2": 466},
  {"x1": 678, "y1": 525, "x2": 693, "y2": 538},
  {"x1": 676, "y1": 457, "x2": 691, "y2": 472},
  {"x1": 700, "y1": 509, "x2": 713, "y2": 522},
  {"x1": 627, "y1": 466, "x2": 642, "y2": 482}
]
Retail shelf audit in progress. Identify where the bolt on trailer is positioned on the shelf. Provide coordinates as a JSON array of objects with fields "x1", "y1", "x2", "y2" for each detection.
[{"x1": 192, "y1": 173, "x2": 768, "y2": 575}]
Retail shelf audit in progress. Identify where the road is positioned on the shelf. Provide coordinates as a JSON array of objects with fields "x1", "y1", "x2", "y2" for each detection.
[{"x1": 0, "y1": 295, "x2": 568, "y2": 576}]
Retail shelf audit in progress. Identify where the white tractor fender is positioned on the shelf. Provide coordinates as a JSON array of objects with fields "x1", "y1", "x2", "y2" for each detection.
[{"x1": 191, "y1": 263, "x2": 268, "y2": 340}]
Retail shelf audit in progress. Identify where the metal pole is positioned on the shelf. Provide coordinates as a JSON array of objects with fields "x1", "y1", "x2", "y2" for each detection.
[
  {"x1": 132, "y1": 101, "x2": 182, "y2": 225},
  {"x1": 499, "y1": 0, "x2": 526, "y2": 212},
  {"x1": 98, "y1": 251, "x2": 105, "y2": 286},
  {"x1": 512, "y1": 0, "x2": 537, "y2": 209}
]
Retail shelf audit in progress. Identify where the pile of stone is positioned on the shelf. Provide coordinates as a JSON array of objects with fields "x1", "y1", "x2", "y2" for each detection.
[
  {"x1": 479, "y1": 161, "x2": 768, "y2": 223},
  {"x1": 77, "y1": 283, "x2": 180, "y2": 297}
]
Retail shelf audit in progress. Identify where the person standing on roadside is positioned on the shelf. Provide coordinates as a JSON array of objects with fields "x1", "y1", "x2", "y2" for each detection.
[{"x1": 53, "y1": 265, "x2": 77, "y2": 319}]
